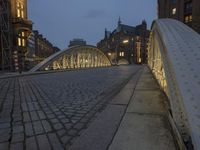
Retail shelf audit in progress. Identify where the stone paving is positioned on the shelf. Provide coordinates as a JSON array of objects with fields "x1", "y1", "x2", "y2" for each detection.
[{"x1": 0, "y1": 65, "x2": 141, "y2": 150}]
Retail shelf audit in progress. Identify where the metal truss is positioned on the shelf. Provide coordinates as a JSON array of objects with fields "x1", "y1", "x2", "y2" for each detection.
[
  {"x1": 29, "y1": 45, "x2": 111, "y2": 72},
  {"x1": 148, "y1": 19, "x2": 200, "y2": 149},
  {"x1": 0, "y1": 0, "x2": 11, "y2": 71}
]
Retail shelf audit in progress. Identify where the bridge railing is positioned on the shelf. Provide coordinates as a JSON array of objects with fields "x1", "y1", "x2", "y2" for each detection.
[{"x1": 148, "y1": 19, "x2": 200, "y2": 150}]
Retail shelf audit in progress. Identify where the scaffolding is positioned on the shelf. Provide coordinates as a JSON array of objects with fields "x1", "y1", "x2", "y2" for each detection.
[{"x1": 0, "y1": 0, "x2": 11, "y2": 71}]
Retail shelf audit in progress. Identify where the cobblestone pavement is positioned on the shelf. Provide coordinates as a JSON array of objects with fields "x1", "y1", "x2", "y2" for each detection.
[{"x1": 0, "y1": 65, "x2": 141, "y2": 150}]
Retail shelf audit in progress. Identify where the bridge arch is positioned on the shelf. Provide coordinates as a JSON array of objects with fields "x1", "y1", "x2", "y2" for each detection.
[
  {"x1": 29, "y1": 45, "x2": 111, "y2": 72},
  {"x1": 148, "y1": 19, "x2": 200, "y2": 149}
]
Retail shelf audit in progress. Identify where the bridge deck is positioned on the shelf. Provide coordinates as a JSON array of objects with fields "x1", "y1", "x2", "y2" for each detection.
[
  {"x1": 0, "y1": 66, "x2": 178, "y2": 150},
  {"x1": 0, "y1": 66, "x2": 141, "y2": 150}
]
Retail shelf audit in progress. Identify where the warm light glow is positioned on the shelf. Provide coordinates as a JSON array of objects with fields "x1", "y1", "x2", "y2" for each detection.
[
  {"x1": 16, "y1": 1, "x2": 25, "y2": 18},
  {"x1": 185, "y1": 15, "x2": 192, "y2": 23},
  {"x1": 18, "y1": 38, "x2": 21, "y2": 46},
  {"x1": 22, "y1": 32, "x2": 25, "y2": 37},
  {"x1": 119, "y1": 52, "x2": 125, "y2": 57},
  {"x1": 137, "y1": 42, "x2": 141, "y2": 63},
  {"x1": 22, "y1": 39, "x2": 25, "y2": 46},
  {"x1": 123, "y1": 40, "x2": 129, "y2": 44},
  {"x1": 108, "y1": 53, "x2": 111, "y2": 56},
  {"x1": 172, "y1": 8, "x2": 176, "y2": 15}
]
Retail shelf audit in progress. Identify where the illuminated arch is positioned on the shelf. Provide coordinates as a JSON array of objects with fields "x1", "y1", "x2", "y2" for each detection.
[
  {"x1": 148, "y1": 19, "x2": 200, "y2": 149},
  {"x1": 29, "y1": 45, "x2": 111, "y2": 72}
]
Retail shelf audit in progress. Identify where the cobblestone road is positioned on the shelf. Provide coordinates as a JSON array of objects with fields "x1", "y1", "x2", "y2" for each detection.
[{"x1": 0, "y1": 65, "x2": 141, "y2": 150}]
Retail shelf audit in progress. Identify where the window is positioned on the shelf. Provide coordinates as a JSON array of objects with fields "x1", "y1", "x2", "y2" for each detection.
[
  {"x1": 119, "y1": 52, "x2": 124, "y2": 57},
  {"x1": 18, "y1": 31, "x2": 26, "y2": 47},
  {"x1": 172, "y1": 8, "x2": 176, "y2": 15},
  {"x1": 184, "y1": 15, "x2": 192, "y2": 23},
  {"x1": 17, "y1": 1, "x2": 25, "y2": 18},
  {"x1": 184, "y1": 1, "x2": 192, "y2": 14}
]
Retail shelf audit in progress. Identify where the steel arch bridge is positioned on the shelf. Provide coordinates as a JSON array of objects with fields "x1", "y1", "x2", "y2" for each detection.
[
  {"x1": 148, "y1": 19, "x2": 200, "y2": 149},
  {"x1": 29, "y1": 45, "x2": 111, "y2": 72}
]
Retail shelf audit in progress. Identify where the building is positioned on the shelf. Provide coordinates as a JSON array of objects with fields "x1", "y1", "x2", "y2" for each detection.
[
  {"x1": 97, "y1": 18, "x2": 150, "y2": 64},
  {"x1": 158, "y1": 0, "x2": 200, "y2": 34},
  {"x1": 26, "y1": 30, "x2": 60, "y2": 69},
  {"x1": 69, "y1": 39, "x2": 87, "y2": 47},
  {"x1": 0, "y1": 0, "x2": 32, "y2": 71}
]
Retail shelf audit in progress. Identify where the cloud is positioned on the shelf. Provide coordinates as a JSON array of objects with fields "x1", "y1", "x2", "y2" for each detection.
[{"x1": 84, "y1": 9, "x2": 106, "y2": 19}]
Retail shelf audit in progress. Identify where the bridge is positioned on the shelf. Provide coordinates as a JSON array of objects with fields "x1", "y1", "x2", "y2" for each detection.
[
  {"x1": 29, "y1": 45, "x2": 111, "y2": 72},
  {"x1": 0, "y1": 19, "x2": 199, "y2": 150}
]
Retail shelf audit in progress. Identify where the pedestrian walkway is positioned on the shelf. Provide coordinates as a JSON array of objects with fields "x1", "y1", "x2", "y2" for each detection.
[{"x1": 108, "y1": 67, "x2": 177, "y2": 150}]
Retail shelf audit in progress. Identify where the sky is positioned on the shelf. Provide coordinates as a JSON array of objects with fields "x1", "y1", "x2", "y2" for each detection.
[{"x1": 28, "y1": 0, "x2": 157, "y2": 50}]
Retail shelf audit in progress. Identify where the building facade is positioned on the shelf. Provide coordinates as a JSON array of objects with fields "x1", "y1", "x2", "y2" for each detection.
[
  {"x1": 68, "y1": 39, "x2": 87, "y2": 47},
  {"x1": 97, "y1": 18, "x2": 150, "y2": 64},
  {"x1": 158, "y1": 0, "x2": 200, "y2": 34},
  {"x1": 26, "y1": 30, "x2": 60, "y2": 70},
  {"x1": 0, "y1": 0, "x2": 32, "y2": 71}
]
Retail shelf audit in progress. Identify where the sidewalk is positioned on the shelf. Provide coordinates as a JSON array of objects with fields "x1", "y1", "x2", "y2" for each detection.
[{"x1": 108, "y1": 67, "x2": 177, "y2": 150}]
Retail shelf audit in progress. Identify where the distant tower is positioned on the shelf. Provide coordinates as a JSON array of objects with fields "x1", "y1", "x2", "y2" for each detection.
[
  {"x1": 142, "y1": 20, "x2": 147, "y2": 29},
  {"x1": 118, "y1": 17, "x2": 122, "y2": 26},
  {"x1": 105, "y1": 28, "x2": 108, "y2": 39}
]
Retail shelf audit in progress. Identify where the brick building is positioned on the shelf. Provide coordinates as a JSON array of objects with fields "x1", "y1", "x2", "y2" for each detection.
[
  {"x1": 0, "y1": 0, "x2": 32, "y2": 71},
  {"x1": 26, "y1": 30, "x2": 60, "y2": 69},
  {"x1": 158, "y1": 0, "x2": 200, "y2": 34},
  {"x1": 97, "y1": 18, "x2": 150, "y2": 65}
]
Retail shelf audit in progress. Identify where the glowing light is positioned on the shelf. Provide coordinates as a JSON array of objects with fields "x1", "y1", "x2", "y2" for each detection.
[
  {"x1": 123, "y1": 40, "x2": 129, "y2": 44},
  {"x1": 172, "y1": 8, "x2": 176, "y2": 15}
]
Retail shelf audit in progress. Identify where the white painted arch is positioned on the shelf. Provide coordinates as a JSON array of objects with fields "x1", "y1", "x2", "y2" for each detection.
[
  {"x1": 29, "y1": 45, "x2": 111, "y2": 72},
  {"x1": 148, "y1": 19, "x2": 200, "y2": 149}
]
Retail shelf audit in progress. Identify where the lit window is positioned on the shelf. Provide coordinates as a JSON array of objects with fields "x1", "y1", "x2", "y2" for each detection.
[
  {"x1": 184, "y1": 15, "x2": 192, "y2": 23},
  {"x1": 189, "y1": 15, "x2": 193, "y2": 22},
  {"x1": 22, "y1": 32, "x2": 25, "y2": 37},
  {"x1": 22, "y1": 39, "x2": 25, "y2": 46},
  {"x1": 18, "y1": 37, "x2": 21, "y2": 46},
  {"x1": 172, "y1": 8, "x2": 176, "y2": 15},
  {"x1": 119, "y1": 52, "x2": 125, "y2": 57},
  {"x1": 16, "y1": 1, "x2": 25, "y2": 18},
  {"x1": 18, "y1": 31, "x2": 26, "y2": 47}
]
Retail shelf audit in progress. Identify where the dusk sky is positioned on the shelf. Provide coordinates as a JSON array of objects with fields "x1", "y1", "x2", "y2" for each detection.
[{"x1": 28, "y1": 0, "x2": 157, "y2": 50}]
